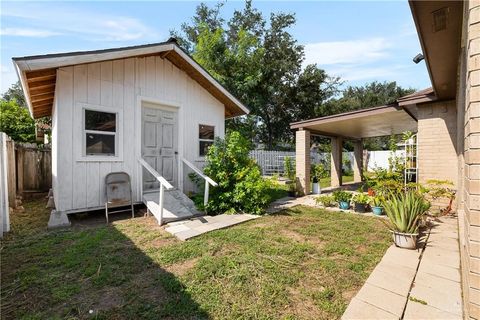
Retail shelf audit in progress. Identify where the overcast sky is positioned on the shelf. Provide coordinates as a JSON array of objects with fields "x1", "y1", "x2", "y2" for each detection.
[{"x1": 0, "y1": 1, "x2": 431, "y2": 94}]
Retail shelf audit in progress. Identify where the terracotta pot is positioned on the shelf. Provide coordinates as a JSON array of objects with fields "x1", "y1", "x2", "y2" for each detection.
[{"x1": 367, "y1": 188, "x2": 375, "y2": 196}]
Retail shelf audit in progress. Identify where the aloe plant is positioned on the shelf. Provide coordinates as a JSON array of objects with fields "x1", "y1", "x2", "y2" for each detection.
[{"x1": 383, "y1": 191, "x2": 430, "y2": 234}]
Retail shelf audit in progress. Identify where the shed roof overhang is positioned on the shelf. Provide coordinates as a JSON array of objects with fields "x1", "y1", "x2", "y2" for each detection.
[
  {"x1": 12, "y1": 39, "x2": 249, "y2": 119},
  {"x1": 290, "y1": 104, "x2": 418, "y2": 140},
  {"x1": 409, "y1": 0, "x2": 463, "y2": 101}
]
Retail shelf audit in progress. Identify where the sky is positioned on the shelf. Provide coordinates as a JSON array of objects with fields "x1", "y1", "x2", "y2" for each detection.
[{"x1": 0, "y1": 1, "x2": 431, "y2": 94}]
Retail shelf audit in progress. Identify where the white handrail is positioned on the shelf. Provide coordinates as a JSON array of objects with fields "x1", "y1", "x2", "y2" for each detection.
[
  {"x1": 181, "y1": 158, "x2": 217, "y2": 207},
  {"x1": 182, "y1": 158, "x2": 218, "y2": 187},
  {"x1": 138, "y1": 158, "x2": 173, "y2": 225},
  {"x1": 138, "y1": 158, "x2": 173, "y2": 190}
]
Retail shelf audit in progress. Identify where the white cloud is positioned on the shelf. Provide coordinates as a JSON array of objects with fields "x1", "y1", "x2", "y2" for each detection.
[
  {"x1": 304, "y1": 38, "x2": 391, "y2": 66},
  {"x1": 0, "y1": 28, "x2": 61, "y2": 38},
  {"x1": 1, "y1": 4, "x2": 160, "y2": 42}
]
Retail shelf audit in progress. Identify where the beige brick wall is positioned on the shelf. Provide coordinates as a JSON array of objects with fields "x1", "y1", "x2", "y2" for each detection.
[
  {"x1": 417, "y1": 100, "x2": 458, "y2": 187},
  {"x1": 462, "y1": 1, "x2": 480, "y2": 318},
  {"x1": 295, "y1": 129, "x2": 310, "y2": 196}
]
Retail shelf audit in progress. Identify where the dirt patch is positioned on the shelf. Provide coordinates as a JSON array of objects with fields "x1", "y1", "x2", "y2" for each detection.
[
  {"x1": 341, "y1": 288, "x2": 358, "y2": 301},
  {"x1": 282, "y1": 285, "x2": 328, "y2": 319},
  {"x1": 165, "y1": 257, "x2": 199, "y2": 276},
  {"x1": 280, "y1": 229, "x2": 307, "y2": 243}
]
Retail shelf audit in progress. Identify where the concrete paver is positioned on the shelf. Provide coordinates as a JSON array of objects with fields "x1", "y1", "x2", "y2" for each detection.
[
  {"x1": 165, "y1": 213, "x2": 259, "y2": 240},
  {"x1": 342, "y1": 298, "x2": 398, "y2": 320}
]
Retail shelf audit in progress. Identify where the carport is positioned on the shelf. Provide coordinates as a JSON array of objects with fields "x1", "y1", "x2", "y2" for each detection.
[{"x1": 290, "y1": 103, "x2": 418, "y2": 195}]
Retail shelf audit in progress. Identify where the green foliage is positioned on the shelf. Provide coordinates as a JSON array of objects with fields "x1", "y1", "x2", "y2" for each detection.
[
  {"x1": 316, "y1": 195, "x2": 336, "y2": 207},
  {"x1": 173, "y1": 1, "x2": 340, "y2": 148},
  {"x1": 332, "y1": 190, "x2": 352, "y2": 203},
  {"x1": 311, "y1": 163, "x2": 328, "y2": 182},
  {"x1": 383, "y1": 191, "x2": 430, "y2": 234},
  {"x1": 203, "y1": 131, "x2": 272, "y2": 214},
  {"x1": 0, "y1": 99, "x2": 36, "y2": 142},
  {"x1": 371, "y1": 195, "x2": 385, "y2": 208},
  {"x1": 352, "y1": 193, "x2": 371, "y2": 205}
]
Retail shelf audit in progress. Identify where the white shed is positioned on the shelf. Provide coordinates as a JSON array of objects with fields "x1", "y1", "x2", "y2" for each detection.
[{"x1": 13, "y1": 38, "x2": 249, "y2": 227}]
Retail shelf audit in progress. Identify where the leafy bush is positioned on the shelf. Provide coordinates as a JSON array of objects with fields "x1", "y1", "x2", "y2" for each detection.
[
  {"x1": 0, "y1": 99, "x2": 36, "y2": 142},
  {"x1": 316, "y1": 195, "x2": 335, "y2": 207},
  {"x1": 202, "y1": 131, "x2": 272, "y2": 215},
  {"x1": 311, "y1": 163, "x2": 328, "y2": 182},
  {"x1": 352, "y1": 193, "x2": 371, "y2": 205},
  {"x1": 383, "y1": 191, "x2": 430, "y2": 234},
  {"x1": 332, "y1": 190, "x2": 352, "y2": 203},
  {"x1": 284, "y1": 156, "x2": 296, "y2": 192}
]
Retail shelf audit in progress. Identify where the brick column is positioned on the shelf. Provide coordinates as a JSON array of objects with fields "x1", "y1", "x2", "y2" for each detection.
[
  {"x1": 462, "y1": 2, "x2": 480, "y2": 318},
  {"x1": 295, "y1": 129, "x2": 310, "y2": 196},
  {"x1": 353, "y1": 140, "x2": 363, "y2": 183},
  {"x1": 331, "y1": 137, "x2": 343, "y2": 188}
]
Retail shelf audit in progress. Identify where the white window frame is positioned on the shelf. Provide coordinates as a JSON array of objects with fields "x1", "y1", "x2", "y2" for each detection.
[
  {"x1": 77, "y1": 103, "x2": 123, "y2": 162},
  {"x1": 198, "y1": 124, "x2": 215, "y2": 158}
]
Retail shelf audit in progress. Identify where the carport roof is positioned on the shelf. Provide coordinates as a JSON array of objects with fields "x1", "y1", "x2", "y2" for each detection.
[{"x1": 290, "y1": 104, "x2": 418, "y2": 139}]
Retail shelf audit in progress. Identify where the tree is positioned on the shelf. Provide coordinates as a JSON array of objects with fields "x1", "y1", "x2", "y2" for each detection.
[
  {"x1": 2, "y1": 81, "x2": 52, "y2": 142},
  {"x1": 0, "y1": 99, "x2": 36, "y2": 142},
  {"x1": 1, "y1": 81, "x2": 27, "y2": 108},
  {"x1": 323, "y1": 81, "x2": 415, "y2": 116},
  {"x1": 172, "y1": 1, "x2": 339, "y2": 148}
]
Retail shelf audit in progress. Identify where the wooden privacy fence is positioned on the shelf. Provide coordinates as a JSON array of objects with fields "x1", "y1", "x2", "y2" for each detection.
[{"x1": 3, "y1": 137, "x2": 52, "y2": 207}]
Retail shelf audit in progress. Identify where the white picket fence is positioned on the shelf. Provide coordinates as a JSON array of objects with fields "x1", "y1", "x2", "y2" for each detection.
[{"x1": 250, "y1": 150, "x2": 399, "y2": 176}]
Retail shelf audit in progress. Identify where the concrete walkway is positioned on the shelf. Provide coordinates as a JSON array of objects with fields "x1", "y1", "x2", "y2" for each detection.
[
  {"x1": 342, "y1": 216, "x2": 462, "y2": 320},
  {"x1": 165, "y1": 214, "x2": 259, "y2": 241}
]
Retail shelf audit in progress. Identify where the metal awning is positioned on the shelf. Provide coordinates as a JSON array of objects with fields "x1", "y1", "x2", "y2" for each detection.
[{"x1": 290, "y1": 104, "x2": 418, "y2": 139}]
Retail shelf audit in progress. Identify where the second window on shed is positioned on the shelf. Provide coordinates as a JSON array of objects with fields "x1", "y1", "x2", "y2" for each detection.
[
  {"x1": 84, "y1": 109, "x2": 117, "y2": 156},
  {"x1": 199, "y1": 124, "x2": 214, "y2": 157}
]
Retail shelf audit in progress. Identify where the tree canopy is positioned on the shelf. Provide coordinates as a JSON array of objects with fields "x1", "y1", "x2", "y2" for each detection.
[
  {"x1": 0, "y1": 99, "x2": 36, "y2": 143},
  {"x1": 172, "y1": 1, "x2": 340, "y2": 149}
]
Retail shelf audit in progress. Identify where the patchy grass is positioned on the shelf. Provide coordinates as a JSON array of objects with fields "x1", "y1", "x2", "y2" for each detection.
[
  {"x1": 320, "y1": 175, "x2": 354, "y2": 188},
  {"x1": 2, "y1": 198, "x2": 390, "y2": 319}
]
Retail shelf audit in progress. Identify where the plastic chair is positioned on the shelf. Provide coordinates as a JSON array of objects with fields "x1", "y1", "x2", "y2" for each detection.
[{"x1": 105, "y1": 172, "x2": 134, "y2": 223}]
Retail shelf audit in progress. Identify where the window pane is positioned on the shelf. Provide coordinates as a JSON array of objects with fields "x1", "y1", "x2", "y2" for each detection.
[
  {"x1": 199, "y1": 141, "x2": 213, "y2": 157},
  {"x1": 85, "y1": 110, "x2": 116, "y2": 132},
  {"x1": 86, "y1": 133, "x2": 115, "y2": 155},
  {"x1": 199, "y1": 125, "x2": 214, "y2": 140}
]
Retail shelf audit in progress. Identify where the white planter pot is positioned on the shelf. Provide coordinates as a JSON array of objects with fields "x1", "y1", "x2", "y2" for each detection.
[
  {"x1": 312, "y1": 183, "x2": 321, "y2": 194},
  {"x1": 392, "y1": 231, "x2": 418, "y2": 250}
]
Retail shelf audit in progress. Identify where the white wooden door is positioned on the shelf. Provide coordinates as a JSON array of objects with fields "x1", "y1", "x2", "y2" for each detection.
[{"x1": 141, "y1": 106, "x2": 178, "y2": 191}]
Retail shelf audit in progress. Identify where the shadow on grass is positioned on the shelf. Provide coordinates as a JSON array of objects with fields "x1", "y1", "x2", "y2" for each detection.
[{"x1": 1, "y1": 207, "x2": 209, "y2": 319}]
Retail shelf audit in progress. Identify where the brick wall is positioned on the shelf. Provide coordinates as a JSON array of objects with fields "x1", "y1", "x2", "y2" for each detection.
[
  {"x1": 295, "y1": 129, "x2": 310, "y2": 196},
  {"x1": 461, "y1": 1, "x2": 480, "y2": 318},
  {"x1": 417, "y1": 100, "x2": 458, "y2": 187}
]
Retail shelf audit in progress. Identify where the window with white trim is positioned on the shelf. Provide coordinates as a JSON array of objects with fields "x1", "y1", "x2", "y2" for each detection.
[
  {"x1": 84, "y1": 109, "x2": 117, "y2": 156},
  {"x1": 199, "y1": 124, "x2": 214, "y2": 157}
]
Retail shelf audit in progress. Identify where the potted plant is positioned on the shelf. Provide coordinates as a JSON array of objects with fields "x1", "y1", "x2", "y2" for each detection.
[
  {"x1": 315, "y1": 195, "x2": 335, "y2": 207},
  {"x1": 311, "y1": 163, "x2": 324, "y2": 195},
  {"x1": 352, "y1": 193, "x2": 370, "y2": 213},
  {"x1": 332, "y1": 190, "x2": 352, "y2": 210},
  {"x1": 371, "y1": 195, "x2": 385, "y2": 215},
  {"x1": 383, "y1": 191, "x2": 430, "y2": 249}
]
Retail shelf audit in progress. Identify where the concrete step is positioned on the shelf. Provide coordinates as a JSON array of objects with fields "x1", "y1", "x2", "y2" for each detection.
[{"x1": 142, "y1": 189, "x2": 202, "y2": 224}]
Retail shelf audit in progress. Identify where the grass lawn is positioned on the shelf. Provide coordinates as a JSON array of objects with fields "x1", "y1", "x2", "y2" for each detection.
[
  {"x1": 320, "y1": 175, "x2": 354, "y2": 188},
  {"x1": 2, "y1": 198, "x2": 390, "y2": 319}
]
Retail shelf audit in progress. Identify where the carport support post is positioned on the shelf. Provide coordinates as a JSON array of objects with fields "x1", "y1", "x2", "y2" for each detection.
[
  {"x1": 331, "y1": 137, "x2": 343, "y2": 187},
  {"x1": 295, "y1": 129, "x2": 310, "y2": 196},
  {"x1": 353, "y1": 140, "x2": 363, "y2": 183}
]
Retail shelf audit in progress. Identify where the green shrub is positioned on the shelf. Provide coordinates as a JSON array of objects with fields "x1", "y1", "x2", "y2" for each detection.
[
  {"x1": 202, "y1": 131, "x2": 272, "y2": 215},
  {"x1": 332, "y1": 190, "x2": 352, "y2": 203},
  {"x1": 311, "y1": 163, "x2": 328, "y2": 182},
  {"x1": 352, "y1": 193, "x2": 371, "y2": 205},
  {"x1": 383, "y1": 191, "x2": 430, "y2": 234},
  {"x1": 316, "y1": 195, "x2": 335, "y2": 207}
]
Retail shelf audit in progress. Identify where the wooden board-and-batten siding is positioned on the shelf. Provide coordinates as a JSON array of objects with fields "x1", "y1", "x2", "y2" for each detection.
[{"x1": 52, "y1": 57, "x2": 225, "y2": 214}]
